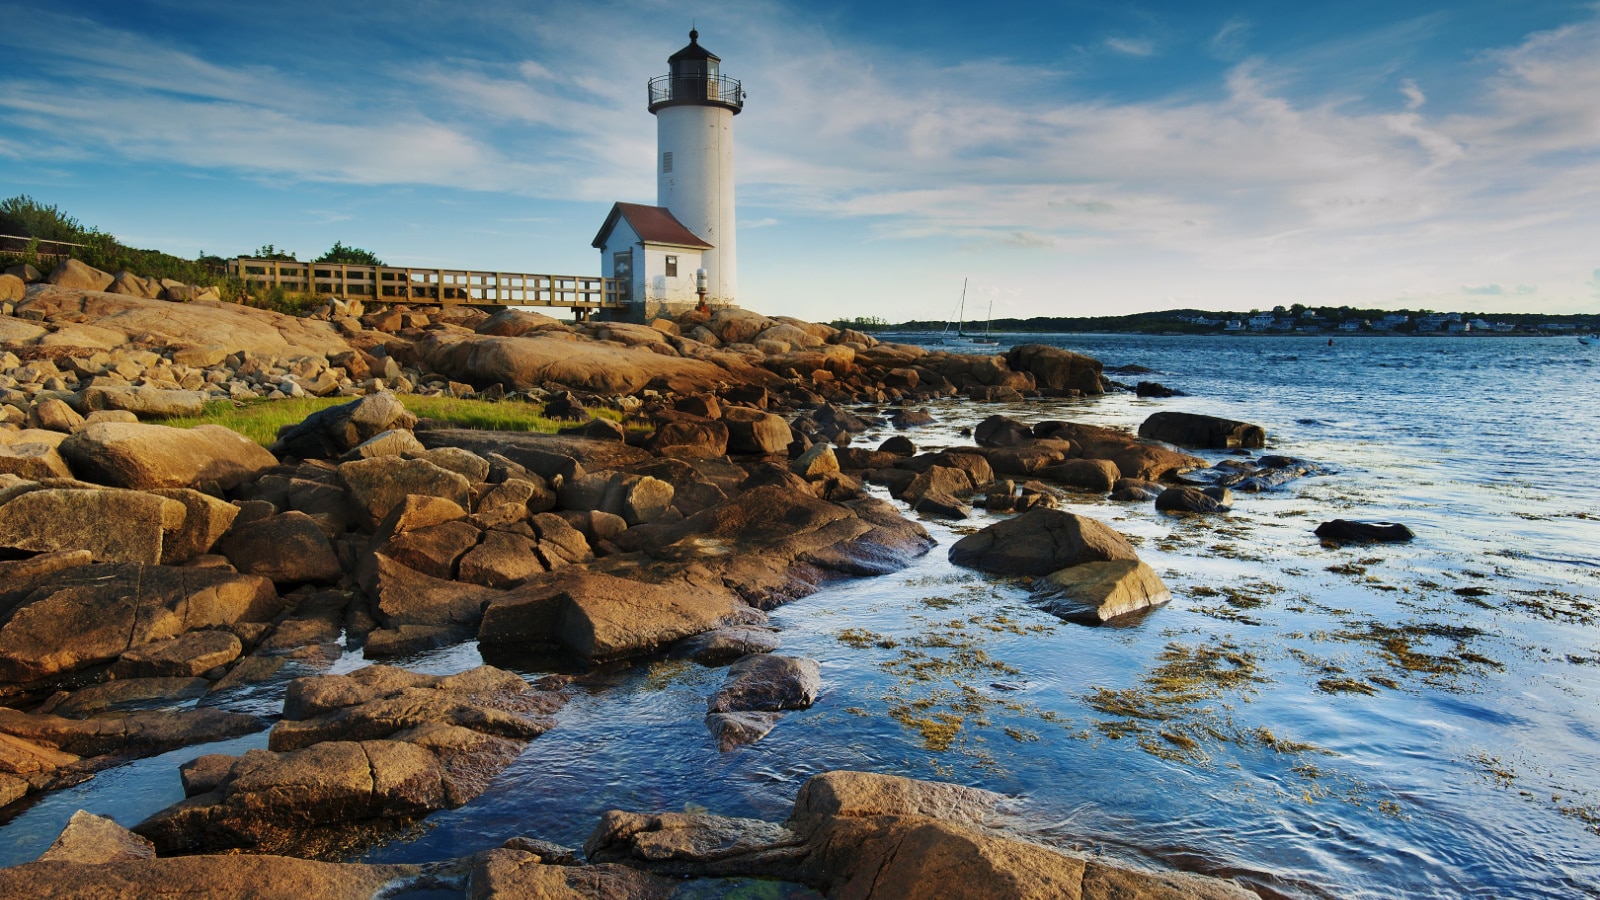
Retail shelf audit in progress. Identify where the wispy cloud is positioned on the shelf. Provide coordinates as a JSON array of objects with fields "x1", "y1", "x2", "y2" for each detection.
[{"x1": 1104, "y1": 37, "x2": 1155, "y2": 57}]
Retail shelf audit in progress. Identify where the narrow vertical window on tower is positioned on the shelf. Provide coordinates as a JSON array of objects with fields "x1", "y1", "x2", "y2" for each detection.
[{"x1": 662, "y1": 152, "x2": 673, "y2": 174}]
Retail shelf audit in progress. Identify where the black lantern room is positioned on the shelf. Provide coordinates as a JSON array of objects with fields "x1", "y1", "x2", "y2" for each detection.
[{"x1": 647, "y1": 29, "x2": 743, "y2": 115}]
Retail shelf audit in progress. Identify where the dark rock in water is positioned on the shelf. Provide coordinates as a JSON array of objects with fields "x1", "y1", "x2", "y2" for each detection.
[
  {"x1": 1135, "y1": 381, "x2": 1184, "y2": 398},
  {"x1": 46, "y1": 677, "x2": 211, "y2": 718},
  {"x1": 949, "y1": 508, "x2": 1138, "y2": 576},
  {"x1": 973, "y1": 415, "x2": 1034, "y2": 448},
  {"x1": 1315, "y1": 520, "x2": 1414, "y2": 543},
  {"x1": 670, "y1": 626, "x2": 781, "y2": 664},
  {"x1": 912, "y1": 490, "x2": 971, "y2": 519},
  {"x1": 890, "y1": 407, "x2": 934, "y2": 428},
  {"x1": 1038, "y1": 458, "x2": 1119, "y2": 493},
  {"x1": 1155, "y1": 486, "x2": 1230, "y2": 514},
  {"x1": 586, "y1": 770, "x2": 1258, "y2": 900},
  {"x1": 707, "y1": 655, "x2": 821, "y2": 714},
  {"x1": 37, "y1": 811, "x2": 155, "y2": 864},
  {"x1": 1138, "y1": 411, "x2": 1265, "y2": 449},
  {"x1": 111, "y1": 630, "x2": 242, "y2": 679},
  {"x1": 1005, "y1": 344, "x2": 1104, "y2": 395},
  {"x1": 705, "y1": 710, "x2": 782, "y2": 751},
  {"x1": 877, "y1": 435, "x2": 916, "y2": 456},
  {"x1": 1106, "y1": 363, "x2": 1156, "y2": 375}
]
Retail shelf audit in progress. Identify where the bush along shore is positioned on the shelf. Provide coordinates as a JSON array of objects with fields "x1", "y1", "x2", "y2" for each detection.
[{"x1": 0, "y1": 259, "x2": 1305, "y2": 897}]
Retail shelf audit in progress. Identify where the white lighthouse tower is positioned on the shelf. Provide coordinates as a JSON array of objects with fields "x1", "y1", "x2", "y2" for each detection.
[
  {"x1": 651, "y1": 29, "x2": 741, "y2": 303},
  {"x1": 593, "y1": 30, "x2": 742, "y2": 321}
]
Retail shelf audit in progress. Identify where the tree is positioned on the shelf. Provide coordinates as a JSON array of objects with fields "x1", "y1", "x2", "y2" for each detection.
[
  {"x1": 252, "y1": 244, "x2": 298, "y2": 260},
  {"x1": 0, "y1": 195, "x2": 93, "y2": 243},
  {"x1": 315, "y1": 241, "x2": 384, "y2": 266}
]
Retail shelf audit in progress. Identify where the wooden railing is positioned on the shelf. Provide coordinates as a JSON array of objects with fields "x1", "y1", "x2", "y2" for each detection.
[{"x1": 228, "y1": 258, "x2": 624, "y2": 309}]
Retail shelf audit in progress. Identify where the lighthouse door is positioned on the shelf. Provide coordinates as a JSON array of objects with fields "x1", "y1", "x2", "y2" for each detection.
[{"x1": 612, "y1": 250, "x2": 632, "y2": 302}]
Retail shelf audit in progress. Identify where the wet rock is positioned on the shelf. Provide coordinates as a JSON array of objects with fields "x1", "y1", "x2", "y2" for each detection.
[
  {"x1": 973, "y1": 415, "x2": 1034, "y2": 447},
  {"x1": 705, "y1": 711, "x2": 782, "y2": 752},
  {"x1": 60, "y1": 422, "x2": 277, "y2": 493},
  {"x1": 0, "y1": 487, "x2": 185, "y2": 564},
  {"x1": 364, "y1": 553, "x2": 501, "y2": 638},
  {"x1": 1155, "y1": 486, "x2": 1230, "y2": 514},
  {"x1": 669, "y1": 626, "x2": 780, "y2": 664},
  {"x1": 218, "y1": 511, "x2": 343, "y2": 584},
  {"x1": 912, "y1": 491, "x2": 971, "y2": 519},
  {"x1": 949, "y1": 507, "x2": 1138, "y2": 576},
  {"x1": 1039, "y1": 458, "x2": 1120, "y2": 493},
  {"x1": 707, "y1": 654, "x2": 821, "y2": 714},
  {"x1": 270, "y1": 392, "x2": 417, "y2": 460},
  {"x1": 1315, "y1": 519, "x2": 1415, "y2": 543},
  {"x1": 899, "y1": 465, "x2": 972, "y2": 504},
  {"x1": 1135, "y1": 381, "x2": 1183, "y2": 397},
  {"x1": 587, "y1": 770, "x2": 1257, "y2": 900},
  {"x1": 111, "y1": 630, "x2": 242, "y2": 678},
  {"x1": 1035, "y1": 560, "x2": 1173, "y2": 623},
  {"x1": 890, "y1": 407, "x2": 934, "y2": 428},
  {"x1": 877, "y1": 435, "x2": 916, "y2": 456},
  {"x1": 1138, "y1": 411, "x2": 1265, "y2": 450},
  {"x1": 338, "y1": 456, "x2": 472, "y2": 530},
  {"x1": 0, "y1": 563, "x2": 280, "y2": 683},
  {"x1": 982, "y1": 440, "x2": 1074, "y2": 476}
]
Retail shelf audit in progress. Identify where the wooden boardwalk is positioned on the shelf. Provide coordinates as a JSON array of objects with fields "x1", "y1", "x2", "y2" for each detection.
[{"x1": 228, "y1": 258, "x2": 623, "y2": 312}]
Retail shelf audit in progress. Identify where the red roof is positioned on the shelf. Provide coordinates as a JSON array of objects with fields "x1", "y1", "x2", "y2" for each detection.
[{"x1": 592, "y1": 202, "x2": 713, "y2": 250}]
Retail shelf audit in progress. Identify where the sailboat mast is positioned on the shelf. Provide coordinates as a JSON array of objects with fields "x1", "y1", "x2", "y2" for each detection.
[{"x1": 957, "y1": 278, "x2": 967, "y2": 337}]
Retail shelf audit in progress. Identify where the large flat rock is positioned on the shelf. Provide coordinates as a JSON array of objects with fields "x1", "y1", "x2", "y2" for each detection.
[{"x1": 414, "y1": 332, "x2": 732, "y2": 394}]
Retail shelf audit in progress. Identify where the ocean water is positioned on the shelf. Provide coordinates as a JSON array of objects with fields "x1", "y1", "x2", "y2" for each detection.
[{"x1": 2, "y1": 334, "x2": 1597, "y2": 899}]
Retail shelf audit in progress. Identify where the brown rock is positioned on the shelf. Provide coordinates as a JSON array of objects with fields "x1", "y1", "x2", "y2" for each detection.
[
  {"x1": 0, "y1": 853, "x2": 419, "y2": 899},
  {"x1": 59, "y1": 422, "x2": 278, "y2": 492},
  {"x1": 74, "y1": 386, "x2": 207, "y2": 418},
  {"x1": 153, "y1": 488, "x2": 241, "y2": 564},
  {"x1": 271, "y1": 392, "x2": 417, "y2": 460},
  {"x1": 46, "y1": 258, "x2": 115, "y2": 291},
  {"x1": 1035, "y1": 559, "x2": 1172, "y2": 623},
  {"x1": 1139, "y1": 411, "x2": 1266, "y2": 450},
  {"x1": 377, "y1": 520, "x2": 483, "y2": 580},
  {"x1": 469, "y1": 849, "x2": 677, "y2": 899},
  {"x1": 948, "y1": 507, "x2": 1138, "y2": 576},
  {"x1": 458, "y1": 530, "x2": 545, "y2": 589},
  {"x1": 36, "y1": 810, "x2": 157, "y2": 864},
  {"x1": 218, "y1": 511, "x2": 343, "y2": 584},
  {"x1": 0, "y1": 706, "x2": 261, "y2": 758},
  {"x1": 1039, "y1": 458, "x2": 1120, "y2": 493},
  {"x1": 339, "y1": 456, "x2": 472, "y2": 530},
  {"x1": 1005, "y1": 344, "x2": 1104, "y2": 394},
  {"x1": 722, "y1": 407, "x2": 791, "y2": 454},
  {"x1": 0, "y1": 562, "x2": 280, "y2": 682},
  {"x1": 645, "y1": 418, "x2": 730, "y2": 459},
  {"x1": 0, "y1": 487, "x2": 185, "y2": 564},
  {"x1": 111, "y1": 630, "x2": 242, "y2": 678}
]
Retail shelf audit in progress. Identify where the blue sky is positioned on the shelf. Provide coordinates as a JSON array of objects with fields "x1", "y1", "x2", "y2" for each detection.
[{"x1": 3, "y1": 0, "x2": 1598, "y2": 322}]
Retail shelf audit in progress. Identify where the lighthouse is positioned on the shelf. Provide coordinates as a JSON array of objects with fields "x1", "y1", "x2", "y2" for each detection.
[{"x1": 593, "y1": 30, "x2": 742, "y2": 321}]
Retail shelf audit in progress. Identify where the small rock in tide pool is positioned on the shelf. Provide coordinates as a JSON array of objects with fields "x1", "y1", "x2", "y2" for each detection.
[{"x1": 1314, "y1": 520, "x2": 1415, "y2": 543}]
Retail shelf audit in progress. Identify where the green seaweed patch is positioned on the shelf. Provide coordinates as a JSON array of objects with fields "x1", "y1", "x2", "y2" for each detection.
[
  {"x1": 1332, "y1": 621, "x2": 1503, "y2": 685},
  {"x1": 836, "y1": 628, "x2": 898, "y2": 650}
]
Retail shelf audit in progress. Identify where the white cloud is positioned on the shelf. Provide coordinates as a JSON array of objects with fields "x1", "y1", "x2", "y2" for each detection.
[
  {"x1": 1401, "y1": 79, "x2": 1426, "y2": 110},
  {"x1": 1105, "y1": 37, "x2": 1155, "y2": 57}
]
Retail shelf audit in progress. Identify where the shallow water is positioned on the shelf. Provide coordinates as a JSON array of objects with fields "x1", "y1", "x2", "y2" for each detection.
[{"x1": 3, "y1": 334, "x2": 1597, "y2": 898}]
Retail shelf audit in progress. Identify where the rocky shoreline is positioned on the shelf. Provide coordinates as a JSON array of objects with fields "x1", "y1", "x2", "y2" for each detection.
[{"x1": 0, "y1": 260, "x2": 1304, "y2": 896}]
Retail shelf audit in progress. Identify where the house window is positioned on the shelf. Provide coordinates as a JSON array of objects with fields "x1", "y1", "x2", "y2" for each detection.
[
  {"x1": 665, "y1": 255, "x2": 678, "y2": 277},
  {"x1": 662, "y1": 151, "x2": 673, "y2": 174}
]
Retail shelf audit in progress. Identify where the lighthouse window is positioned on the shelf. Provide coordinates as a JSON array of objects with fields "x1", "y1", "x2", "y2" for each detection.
[
  {"x1": 665, "y1": 255, "x2": 678, "y2": 277},
  {"x1": 662, "y1": 152, "x2": 673, "y2": 174}
]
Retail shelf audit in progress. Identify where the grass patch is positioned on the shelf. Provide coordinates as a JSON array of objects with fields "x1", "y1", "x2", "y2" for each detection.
[{"x1": 162, "y1": 395, "x2": 634, "y2": 446}]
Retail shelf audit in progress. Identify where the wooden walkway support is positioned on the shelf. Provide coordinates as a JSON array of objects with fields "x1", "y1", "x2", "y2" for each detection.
[{"x1": 228, "y1": 258, "x2": 624, "y2": 312}]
